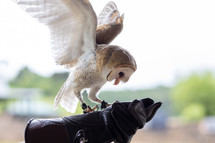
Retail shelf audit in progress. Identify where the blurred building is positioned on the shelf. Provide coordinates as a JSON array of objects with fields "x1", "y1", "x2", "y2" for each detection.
[
  {"x1": 8, "y1": 88, "x2": 58, "y2": 117},
  {"x1": 0, "y1": 64, "x2": 10, "y2": 113},
  {"x1": 0, "y1": 61, "x2": 10, "y2": 99},
  {"x1": 0, "y1": 87, "x2": 58, "y2": 118}
]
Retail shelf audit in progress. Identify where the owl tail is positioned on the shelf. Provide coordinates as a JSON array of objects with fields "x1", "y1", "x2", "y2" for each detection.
[{"x1": 54, "y1": 80, "x2": 79, "y2": 113}]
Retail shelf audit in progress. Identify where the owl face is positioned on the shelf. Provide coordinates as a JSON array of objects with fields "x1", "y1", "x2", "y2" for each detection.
[
  {"x1": 96, "y1": 45, "x2": 136, "y2": 85},
  {"x1": 107, "y1": 66, "x2": 135, "y2": 85}
]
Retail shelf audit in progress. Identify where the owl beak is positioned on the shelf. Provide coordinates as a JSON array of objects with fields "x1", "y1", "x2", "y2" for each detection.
[
  {"x1": 113, "y1": 72, "x2": 124, "y2": 85},
  {"x1": 106, "y1": 67, "x2": 134, "y2": 85},
  {"x1": 106, "y1": 71, "x2": 122, "y2": 85},
  {"x1": 114, "y1": 77, "x2": 121, "y2": 85}
]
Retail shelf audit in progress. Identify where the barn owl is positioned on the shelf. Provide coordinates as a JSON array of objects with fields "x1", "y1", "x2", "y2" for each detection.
[{"x1": 14, "y1": 0, "x2": 137, "y2": 113}]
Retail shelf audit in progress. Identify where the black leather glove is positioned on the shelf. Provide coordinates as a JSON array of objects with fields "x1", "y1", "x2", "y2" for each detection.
[
  {"x1": 110, "y1": 98, "x2": 162, "y2": 142},
  {"x1": 25, "y1": 98, "x2": 162, "y2": 143}
]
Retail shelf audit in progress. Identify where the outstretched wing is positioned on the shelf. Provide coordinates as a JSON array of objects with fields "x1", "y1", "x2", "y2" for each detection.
[
  {"x1": 14, "y1": 0, "x2": 97, "y2": 67},
  {"x1": 96, "y1": 1, "x2": 124, "y2": 44}
]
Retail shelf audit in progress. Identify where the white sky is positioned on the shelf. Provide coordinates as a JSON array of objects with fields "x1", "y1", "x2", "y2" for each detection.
[{"x1": 0, "y1": 0, "x2": 215, "y2": 90}]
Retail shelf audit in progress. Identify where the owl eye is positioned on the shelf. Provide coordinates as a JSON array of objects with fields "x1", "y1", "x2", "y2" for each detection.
[{"x1": 119, "y1": 72, "x2": 124, "y2": 78}]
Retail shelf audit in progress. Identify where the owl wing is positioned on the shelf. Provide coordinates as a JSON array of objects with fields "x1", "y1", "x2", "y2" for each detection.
[
  {"x1": 96, "y1": 1, "x2": 124, "y2": 44},
  {"x1": 14, "y1": 0, "x2": 97, "y2": 67}
]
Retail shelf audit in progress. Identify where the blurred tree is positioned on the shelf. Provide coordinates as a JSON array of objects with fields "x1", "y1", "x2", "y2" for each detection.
[
  {"x1": 9, "y1": 67, "x2": 68, "y2": 96},
  {"x1": 172, "y1": 71, "x2": 215, "y2": 120},
  {"x1": 49, "y1": 72, "x2": 68, "y2": 96},
  {"x1": 181, "y1": 103, "x2": 206, "y2": 122}
]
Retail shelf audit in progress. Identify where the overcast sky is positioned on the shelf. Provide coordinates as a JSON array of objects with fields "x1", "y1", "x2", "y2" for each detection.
[{"x1": 0, "y1": 0, "x2": 215, "y2": 90}]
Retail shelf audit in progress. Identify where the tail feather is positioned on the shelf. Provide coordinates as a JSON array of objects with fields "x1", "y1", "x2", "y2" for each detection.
[
  {"x1": 54, "y1": 82, "x2": 67, "y2": 108},
  {"x1": 54, "y1": 81, "x2": 79, "y2": 113}
]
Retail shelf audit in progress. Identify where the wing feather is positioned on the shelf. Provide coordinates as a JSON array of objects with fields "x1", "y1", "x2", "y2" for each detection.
[
  {"x1": 14, "y1": 0, "x2": 97, "y2": 67},
  {"x1": 97, "y1": 1, "x2": 119, "y2": 26},
  {"x1": 96, "y1": 1, "x2": 124, "y2": 44}
]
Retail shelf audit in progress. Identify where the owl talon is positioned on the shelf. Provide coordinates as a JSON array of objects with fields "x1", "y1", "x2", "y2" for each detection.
[
  {"x1": 92, "y1": 105, "x2": 99, "y2": 111},
  {"x1": 82, "y1": 103, "x2": 87, "y2": 110},
  {"x1": 101, "y1": 100, "x2": 110, "y2": 109},
  {"x1": 83, "y1": 105, "x2": 99, "y2": 113}
]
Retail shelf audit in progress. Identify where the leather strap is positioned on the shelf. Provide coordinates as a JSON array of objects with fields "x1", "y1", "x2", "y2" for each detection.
[{"x1": 73, "y1": 129, "x2": 88, "y2": 143}]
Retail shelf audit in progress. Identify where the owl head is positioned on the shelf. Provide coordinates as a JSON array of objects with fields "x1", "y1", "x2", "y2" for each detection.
[{"x1": 96, "y1": 45, "x2": 137, "y2": 85}]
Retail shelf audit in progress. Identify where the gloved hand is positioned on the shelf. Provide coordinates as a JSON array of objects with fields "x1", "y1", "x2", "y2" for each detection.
[
  {"x1": 25, "y1": 98, "x2": 162, "y2": 143},
  {"x1": 110, "y1": 98, "x2": 162, "y2": 142}
]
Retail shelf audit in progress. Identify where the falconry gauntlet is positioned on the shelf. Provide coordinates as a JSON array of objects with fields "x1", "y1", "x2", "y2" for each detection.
[{"x1": 25, "y1": 98, "x2": 162, "y2": 143}]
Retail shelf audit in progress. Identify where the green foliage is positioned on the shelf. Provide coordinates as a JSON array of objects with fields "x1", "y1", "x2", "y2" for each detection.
[
  {"x1": 172, "y1": 71, "x2": 215, "y2": 118},
  {"x1": 181, "y1": 103, "x2": 206, "y2": 122},
  {"x1": 9, "y1": 67, "x2": 68, "y2": 96}
]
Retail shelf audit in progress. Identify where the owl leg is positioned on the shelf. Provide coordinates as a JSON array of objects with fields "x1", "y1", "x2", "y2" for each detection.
[
  {"x1": 75, "y1": 90, "x2": 97, "y2": 113},
  {"x1": 74, "y1": 91, "x2": 92, "y2": 113},
  {"x1": 89, "y1": 87, "x2": 111, "y2": 110},
  {"x1": 74, "y1": 90, "x2": 84, "y2": 104},
  {"x1": 89, "y1": 87, "x2": 102, "y2": 103}
]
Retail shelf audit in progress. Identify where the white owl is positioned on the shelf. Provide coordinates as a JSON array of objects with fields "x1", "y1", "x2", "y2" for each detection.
[{"x1": 14, "y1": 0, "x2": 137, "y2": 113}]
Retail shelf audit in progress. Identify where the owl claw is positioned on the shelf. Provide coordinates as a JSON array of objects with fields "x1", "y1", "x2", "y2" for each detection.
[
  {"x1": 82, "y1": 103, "x2": 88, "y2": 110},
  {"x1": 83, "y1": 105, "x2": 99, "y2": 113},
  {"x1": 101, "y1": 100, "x2": 111, "y2": 109}
]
